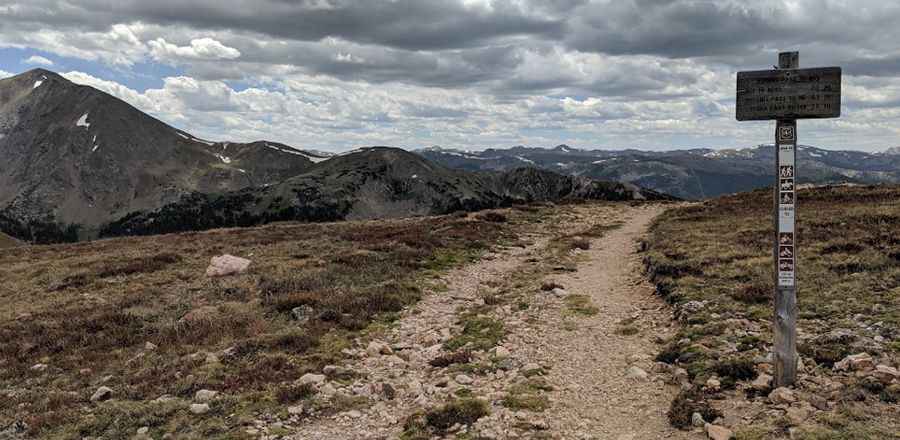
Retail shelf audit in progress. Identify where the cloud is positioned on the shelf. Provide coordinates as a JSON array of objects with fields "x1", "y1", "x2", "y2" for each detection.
[
  {"x1": 4, "y1": 1, "x2": 900, "y2": 151},
  {"x1": 0, "y1": 70, "x2": 12, "y2": 79},
  {"x1": 23, "y1": 55, "x2": 53, "y2": 66},
  {"x1": 149, "y1": 37, "x2": 241, "y2": 62}
]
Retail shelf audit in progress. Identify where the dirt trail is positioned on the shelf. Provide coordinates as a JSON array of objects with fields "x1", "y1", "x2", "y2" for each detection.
[
  {"x1": 512, "y1": 204, "x2": 699, "y2": 439},
  {"x1": 283, "y1": 204, "x2": 697, "y2": 439}
]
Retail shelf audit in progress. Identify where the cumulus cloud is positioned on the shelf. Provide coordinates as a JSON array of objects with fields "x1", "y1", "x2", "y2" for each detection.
[
  {"x1": 23, "y1": 55, "x2": 53, "y2": 66},
  {"x1": 149, "y1": 37, "x2": 241, "y2": 62}
]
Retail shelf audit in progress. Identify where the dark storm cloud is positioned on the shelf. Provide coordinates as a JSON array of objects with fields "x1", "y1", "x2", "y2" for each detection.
[{"x1": 4, "y1": 0, "x2": 568, "y2": 50}]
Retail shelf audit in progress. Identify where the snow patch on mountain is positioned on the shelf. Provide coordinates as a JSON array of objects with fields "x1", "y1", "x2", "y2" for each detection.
[{"x1": 76, "y1": 113, "x2": 90, "y2": 129}]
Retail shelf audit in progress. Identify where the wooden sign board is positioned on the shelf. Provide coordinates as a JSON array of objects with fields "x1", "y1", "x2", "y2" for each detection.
[{"x1": 736, "y1": 67, "x2": 842, "y2": 121}]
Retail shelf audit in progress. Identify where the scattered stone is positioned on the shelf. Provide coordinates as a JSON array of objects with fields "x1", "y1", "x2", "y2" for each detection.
[
  {"x1": 872, "y1": 365, "x2": 900, "y2": 384},
  {"x1": 751, "y1": 373, "x2": 773, "y2": 391},
  {"x1": 551, "y1": 288, "x2": 568, "y2": 297},
  {"x1": 291, "y1": 305, "x2": 315, "y2": 324},
  {"x1": 299, "y1": 373, "x2": 326, "y2": 386},
  {"x1": 768, "y1": 387, "x2": 796, "y2": 405},
  {"x1": 521, "y1": 363, "x2": 543, "y2": 376},
  {"x1": 320, "y1": 383, "x2": 337, "y2": 397},
  {"x1": 205, "y1": 254, "x2": 251, "y2": 277},
  {"x1": 455, "y1": 374, "x2": 474, "y2": 385},
  {"x1": 625, "y1": 366, "x2": 648, "y2": 381},
  {"x1": 345, "y1": 410, "x2": 363, "y2": 419},
  {"x1": 288, "y1": 405, "x2": 304, "y2": 415},
  {"x1": 323, "y1": 365, "x2": 341, "y2": 376},
  {"x1": 834, "y1": 353, "x2": 874, "y2": 372},
  {"x1": 380, "y1": 383, "x2": 396, "y2": 400},
  {"x1": 675, "y1": 301, "x2": 705, "y2": 320},
  {"x1": 90, "y1": 386, "x2": 113, "y2": 402},
  {"x1": 366, "y1": 341, "x2": 392, "y2": 356},
  {"x1": 705, "y1": 424, "x2": 733, "y2": 440},
  {"x1": 30, "y1": 363, "x2": 48, "y2": 372},
  {"x1": 137, "y1": 427, "x2": 149, "y2": 435},
  {"x1": 144, "y1": 342, "x2": 158, "y2": 351},
  {"x1": 189, "y1": 403, "x2": 210, "y2": 415},
  {"x1": 785, "y1": 405, "x2": 812, "y2": 425},
  {"x1": 194, "y1": 389, "x2": 218, "y2": 402},
  {"x1": 493, "y1": 346, "x2": 510, "y2": 358},
  {"x1": 691, "y1": 412, "x2": 706, "y2": 427},
  {"x1": 705, "y1": 378, "x2": 721, "y2": 392},
  {"x1": 807, "y1": 395, "x2": 829, "y2": 411}
]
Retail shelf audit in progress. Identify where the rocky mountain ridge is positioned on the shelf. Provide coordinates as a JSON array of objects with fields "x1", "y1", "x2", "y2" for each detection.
[{"x1": 417, "y1": 144, "x2": 900, "y2": 200}]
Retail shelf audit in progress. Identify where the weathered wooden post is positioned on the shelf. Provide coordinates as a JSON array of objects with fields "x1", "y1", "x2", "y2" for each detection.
[{"x1": 736, "y1": 52, "x2": 842, "y2": 387}]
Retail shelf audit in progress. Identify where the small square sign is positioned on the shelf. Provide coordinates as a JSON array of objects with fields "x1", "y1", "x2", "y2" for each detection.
[{"x1": 779, "y1": 125, "x2": 796, "y2": 143}]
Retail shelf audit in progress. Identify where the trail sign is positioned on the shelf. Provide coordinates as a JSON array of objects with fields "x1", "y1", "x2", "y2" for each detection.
[
  {"x1": 735, "y1": 52, "x2": 842, "y2": 388},
  {"x1": 736, "y1": 67, "x2": 842, "y2": 121}
]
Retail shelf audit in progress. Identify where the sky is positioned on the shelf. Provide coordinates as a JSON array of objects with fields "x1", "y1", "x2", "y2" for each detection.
[{"x1": 1, "y1": 0, "x2": 899, "y2": 153}]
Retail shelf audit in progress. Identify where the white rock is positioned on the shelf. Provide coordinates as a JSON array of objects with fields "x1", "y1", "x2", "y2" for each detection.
[
  {"x1": 137, "y1": 427, "x2": 149, "y2": 435},
  {"x1": 691, "y1": 412, "x2": 706, "y2": 427},
  {"x1": 299, "y1": 373, "x2": 326, "y2": 385},
  {"x1": 205, "y1": 254, "x2": 251, "y2": 277},
  {"x1": 493, "y1": 346, "x2": 511, "y2": 358},
  {"x1": 366, "y1": 341, "x2": 392, "y2": 356},
  {"x1": 455, "y1": 374, "x2": 474, "y2": 385},
  {"x1": 194, "y1": 389, "x2": 218, "y2": 402},
  {"x1": 91, "y1": 386, "x2": 114, "y2": 402},
  {"x1": 625, "y1": 366, "x2": 648, "y2": 380},
  {"x1": 189, "y1": 403, "x2": 210, "y2": 415},
  {"x1": 288, "y1": 405, "x2": 304, "y2": 415},
  {"x1": 30, "y1": 363, "x2": 48, "y2": 372},
  {"x1": 145, "y1": 342, "x2": 158, "y2": 351}
]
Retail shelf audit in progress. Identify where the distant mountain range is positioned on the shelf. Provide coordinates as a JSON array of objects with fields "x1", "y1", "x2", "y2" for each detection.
[
  {"x1": 416, "y1": 144, "x2": 900, "y2": 200},
  {"x1": 0, "y1": 69, "x2": 664, "y2": 243}
]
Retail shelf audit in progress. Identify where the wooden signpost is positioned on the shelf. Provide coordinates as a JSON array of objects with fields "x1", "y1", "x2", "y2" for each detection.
[{"x1": 736, "y1": 52, "x2": 842, "y2": 387}]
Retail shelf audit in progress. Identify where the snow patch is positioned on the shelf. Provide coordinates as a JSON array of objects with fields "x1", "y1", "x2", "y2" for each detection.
[
  {"x1": 515, "y1": 156, "x2": 535, "y2": 164},
  {"x1": 176, "y1": 132, "x2": 189, "y2": 140},
  {"x1": 91, "y1": 144, "x2": 99, "y2": 153},
  {"x1": 808, "y1": 151, "x2": 823, "y2": 158},
  {"x1": 214, "y1": 153, "x2": 232, "y2": 164},
  {"x1": 33, "y1": 76, "x2": 47, "y2": 89},
  {"x1": 76, "y1": 113, "x2": 90, "y2": 129},
  {"x1": 411, "y1": 174, "x2": 418, "y2": 179},
  {"x1": 236, "y1": 168, "x2": 247, "y2": 174},
  {"x1": 265, "y1": 143, "x2": 329, "y2": 162}
]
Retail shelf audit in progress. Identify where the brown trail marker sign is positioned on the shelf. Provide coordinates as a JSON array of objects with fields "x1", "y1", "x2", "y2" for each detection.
[{"x1": 736, "y1": 51, "x2": 841, "y2": 387}]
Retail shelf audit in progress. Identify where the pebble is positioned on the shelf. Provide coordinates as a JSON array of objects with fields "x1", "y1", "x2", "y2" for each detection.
[
  {"x1": 768, "y1": 387, "x2": 796, "y2": 405},
  {"x1": 455, "y1": 374, "x2": 474, "y2": 385},
  {"x1": 299, "y1": 373, "x2": 326, "y2": 385},
  {"x1": 625, "y1": 366, "x2": 648, "y2": 381},
  {"x1": 194, "y1": 389, "x2": 218, "y2": 402},
  {"x1": 706, "y1": 424, "x2": 734, "y2": 440}
]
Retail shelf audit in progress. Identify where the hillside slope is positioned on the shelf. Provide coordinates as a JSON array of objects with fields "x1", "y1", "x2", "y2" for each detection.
[
  {"x1": 0, "y1": 232, "x2": 20, "y2": 248},
  {"x1": 0, "y1": 69, "x2": 317, "y2": 242},
  {"x1": 101, "y1": 147, "x2": 671, "y2": 237},
  {"x1": 644, "y1": 185, "x2": 900, "y2": 438}
]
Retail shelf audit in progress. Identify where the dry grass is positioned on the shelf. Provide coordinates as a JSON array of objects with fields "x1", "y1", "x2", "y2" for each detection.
[
  {"x1": 0, "y1": 209, "x2": 539, "y2": 439},
  {"x1": 645, "y1": 185, "x2": 900, "y2": 435}
]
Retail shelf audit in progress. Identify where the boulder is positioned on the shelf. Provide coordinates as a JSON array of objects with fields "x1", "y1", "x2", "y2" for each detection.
[
  {"x1": 872, "y1": 365, "x2": 900, "y2": 384},
  {"x1": 205, "y1": 254, "x2": 251, "y2": 277},
  {"x1": 366, "y1": 341, "x2": 392, "y2": 356},
  {"x1": 90, "y1": 386, "x2": 114, "y2": 402},
  {"x1": 493, "y1": 346, "x2": 511, "y2": 358}
]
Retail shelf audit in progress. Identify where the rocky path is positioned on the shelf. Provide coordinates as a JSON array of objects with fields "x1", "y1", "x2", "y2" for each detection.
[{"x1": 279, "y1": 204, "x2": 698, "y2": 440}]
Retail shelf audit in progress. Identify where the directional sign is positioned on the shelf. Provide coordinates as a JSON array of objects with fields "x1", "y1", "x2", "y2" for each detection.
[{"x1": 736, "y1": 67, "x2": 842, "y2": 121}]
